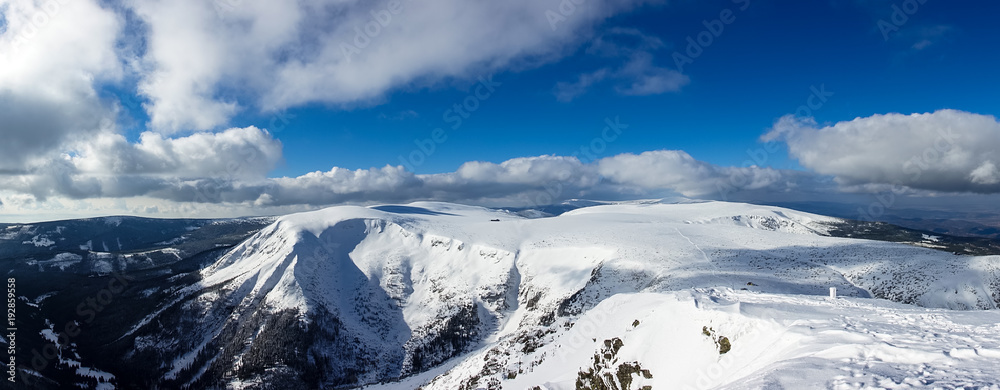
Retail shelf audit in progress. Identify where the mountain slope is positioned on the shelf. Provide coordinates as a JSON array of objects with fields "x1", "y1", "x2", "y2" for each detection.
[
  {"x1": 1, "y1": 216, "x2": 276, "y2": 389},
  {"x1": 96, "y1": 201, "x2": 1000, "y2": 388},
  {"x1": 431, "y1": 289, "x2": 1000, "y2": 390}
]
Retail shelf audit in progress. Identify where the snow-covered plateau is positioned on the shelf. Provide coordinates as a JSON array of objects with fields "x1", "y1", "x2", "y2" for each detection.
[
  {"x1": 8, "y1": 200, "x2": 1000, "y2": 389},
  {"x1": 106, "y1": 200, "x2": 999, "y2": 389}
]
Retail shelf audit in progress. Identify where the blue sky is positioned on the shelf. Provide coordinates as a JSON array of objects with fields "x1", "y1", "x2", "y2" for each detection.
[
  {"x1": 203, "y1": 0, "x2": 1000, "y2": 176},
  {"x1": 2, "y1": 0, "x2": 1000, "y2": 221}
]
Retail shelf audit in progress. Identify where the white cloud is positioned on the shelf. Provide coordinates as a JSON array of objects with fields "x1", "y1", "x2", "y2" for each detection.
[
  {"x1": 764, "y1": 110, "x2": 1000, "y2": 193},
  {"x1": 969, "y1": 161, "x2": 1000, "y2": 185},
  {"x1": 0, "y1": 143, "x2": 808, "y2": 214},
  {"x1": 127, "y1": 0, "x2": 655, "y2": 132},
  {"x1": 0, "y1": 126, "x2": 282, "y2": 201},
  {"x1": 69, "y1": 126, "x2": 282, "y2": 178},
  {"x1": 130, "y1": 0, "x2": 300, "y2": 132},
  {"x1": 0, "y1": 0, "x2": 122, "y2": 170},
  {"x1": 598, "y1": 150, "x2": 783, "y2": 197},
  {"x1": 259, "y1": 152, "x2": 771, "y2": 208}
]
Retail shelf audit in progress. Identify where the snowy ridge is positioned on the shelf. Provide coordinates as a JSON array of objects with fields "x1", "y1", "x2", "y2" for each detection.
[{"x1": 121, "y1": 201, "x2": 1000, "y2": 388}]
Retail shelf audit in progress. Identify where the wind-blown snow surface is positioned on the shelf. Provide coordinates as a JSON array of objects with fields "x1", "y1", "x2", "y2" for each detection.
[
  {"x1": 467, "y1": 289, "x2": 1000, "y2": 390},
  {"x1": 126, "y1": 201, "x2": 1000, "y2": 388}
]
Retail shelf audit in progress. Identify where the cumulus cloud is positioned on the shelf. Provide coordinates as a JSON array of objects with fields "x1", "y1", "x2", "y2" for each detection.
[
  {"x1": 598, "y1": 150, "x2": 785, "y2": 196},
  {"x1": 0, "y1": 141, "x2": 810, "y2": 215},
  {"x1": 232, "y1": 152, "x2": 793, "y2": 208},
  {"x1": 125, "y1": 0, "x2": 656, "y2": 132},
  {"x1": 69, "y1": 127, "x2": 282, "y2": 178},
  {"x1": 764, "y1": 109, "x2": 1000, "y2": 193},
  {"x1": 0, "y1": 0, "x2": 122, "y2": 170},
  {"x1": 0, "y1": 127, "x2": 282, "y2": 201},
  {"x1": 2, "y1": 0, "x2": 662, "y2": 172},
  {"x1": 970, "y1": 161, "x2": 1000, "y2": 185},
  {"x1": 0, "y1": 93, "x2": 108, "y2": 172},
  {"x1": 8, "y1": 0, "x2": 665, "y2": 136}
]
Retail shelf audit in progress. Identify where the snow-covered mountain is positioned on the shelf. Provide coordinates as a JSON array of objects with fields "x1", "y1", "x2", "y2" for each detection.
[
  {"x1": 88, "y1": 202, "x2": 1000, "y2": 389},
  {"x1": 7, "y1": 201, "x2": 1000, "y2": 389}
]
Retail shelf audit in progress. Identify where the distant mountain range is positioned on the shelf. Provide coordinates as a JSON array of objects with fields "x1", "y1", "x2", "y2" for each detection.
[{"x1": 760, "y1": 201, "x2": 1000, "y2": 240}]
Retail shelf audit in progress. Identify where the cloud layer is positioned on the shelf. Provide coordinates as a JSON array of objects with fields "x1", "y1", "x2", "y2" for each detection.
[
  {"x1": 764, "y1": 110, "x2": 1000, "y2": 193},
  {"x1": 2, "y1": 1, "x2": 999, "y2": 222},
  {"x1": 0, "y1": 127, "x2": 281, "y2": 201},
  {"x1": 0, "y1": 136, "x2": 802, "y2": 216},
  {"x1": 4, "y1": 108, "x2": 999, "y2": 221}
]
